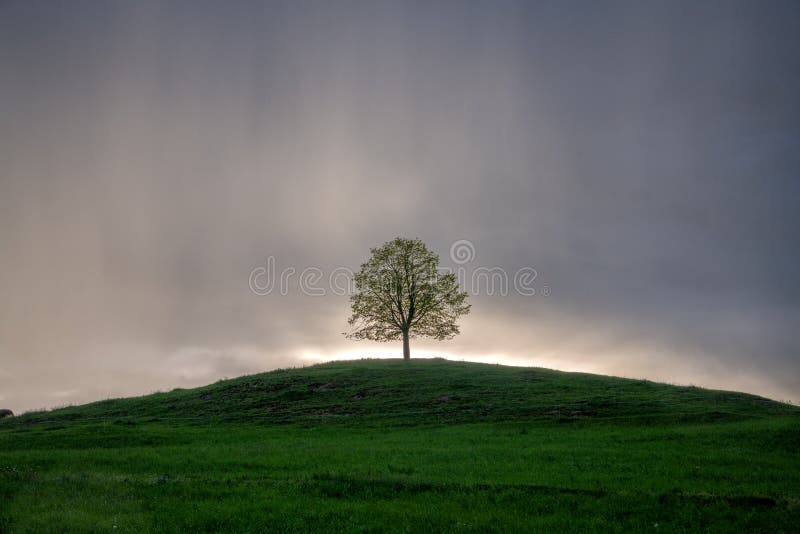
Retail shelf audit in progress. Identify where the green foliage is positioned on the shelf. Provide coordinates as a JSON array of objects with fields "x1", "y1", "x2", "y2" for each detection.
[
  {"x1": 1, "y1": 359, "x2": 798, "y2": 531},
  {"x1": 346, "y1": 238, "x2": 470, "y2": 356}
]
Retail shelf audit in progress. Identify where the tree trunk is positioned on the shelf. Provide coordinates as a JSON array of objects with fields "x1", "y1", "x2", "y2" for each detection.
[{"x1": 402, "y1": 330, "x2": 410, "y2": 360}]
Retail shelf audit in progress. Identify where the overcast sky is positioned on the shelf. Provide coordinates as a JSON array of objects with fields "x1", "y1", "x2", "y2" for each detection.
[{"x1": 1, "y1": 0, "x2": 798, "y2": 412}]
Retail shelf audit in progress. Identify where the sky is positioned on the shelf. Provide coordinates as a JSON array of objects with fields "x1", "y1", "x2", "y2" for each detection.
[{"x1": 1, "y1": 0, "x2": 798, "y2": 412}]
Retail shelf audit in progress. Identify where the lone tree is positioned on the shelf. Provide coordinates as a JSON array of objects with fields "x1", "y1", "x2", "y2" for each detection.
[{"x1": 346, "y1": 237, "x2": 470, "y2": 360}]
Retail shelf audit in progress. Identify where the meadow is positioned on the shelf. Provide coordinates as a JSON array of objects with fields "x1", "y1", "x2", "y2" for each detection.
[{"x1": 1, "y1": 359, "x2": 798, "y2": 532}]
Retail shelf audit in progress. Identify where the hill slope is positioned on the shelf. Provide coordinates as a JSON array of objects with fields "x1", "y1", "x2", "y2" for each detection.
[{"x1": 9, "y1": 358, "x2": 797, "y2": 426}]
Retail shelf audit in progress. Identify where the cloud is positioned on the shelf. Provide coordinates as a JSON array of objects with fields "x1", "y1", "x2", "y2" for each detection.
[{"x1": 0, "y1": 0, "x2": 797, "y2": 412}]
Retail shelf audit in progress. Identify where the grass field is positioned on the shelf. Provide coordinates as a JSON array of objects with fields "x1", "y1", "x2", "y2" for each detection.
[{"x1": 1, "y1": 358, "x2": 798, "y2": 532}]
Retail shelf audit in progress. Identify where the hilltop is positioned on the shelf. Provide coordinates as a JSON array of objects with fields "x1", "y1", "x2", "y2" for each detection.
[{"x1": 8, "y1": 358, "x2": 796, "y2": 426}]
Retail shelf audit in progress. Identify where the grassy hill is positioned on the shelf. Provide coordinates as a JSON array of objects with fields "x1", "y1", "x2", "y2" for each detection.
[
  {"x1": 11, "y1": 358, "x2": 796, "y2": 426},
  {"x1": 2, "y1": 358, "x2": 799, "y2": 532}
]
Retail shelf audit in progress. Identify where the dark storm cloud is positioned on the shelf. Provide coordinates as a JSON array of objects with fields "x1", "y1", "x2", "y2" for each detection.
[{"x1": 1, "y1": 0, "x2": 798, "y2": 411}]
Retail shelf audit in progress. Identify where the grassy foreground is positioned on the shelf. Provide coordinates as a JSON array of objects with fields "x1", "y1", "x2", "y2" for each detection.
[{"x1": 1, "y1": 358, "x2": 798, "y2": 532}]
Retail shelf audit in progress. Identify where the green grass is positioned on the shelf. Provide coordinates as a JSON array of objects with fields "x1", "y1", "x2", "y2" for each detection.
[{"x1": 1, "y1": 358, "x2": 798, "y2": 532}]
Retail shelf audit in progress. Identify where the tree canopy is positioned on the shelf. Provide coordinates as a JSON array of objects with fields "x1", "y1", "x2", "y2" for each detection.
[{"x1": 345, "y1": 237, "x2": 470, "y2": 359}]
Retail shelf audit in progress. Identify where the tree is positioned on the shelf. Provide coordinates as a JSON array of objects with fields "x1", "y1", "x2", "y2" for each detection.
[{"x1": 345, "y1": 237, "x2": 470, "y2": 360}]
